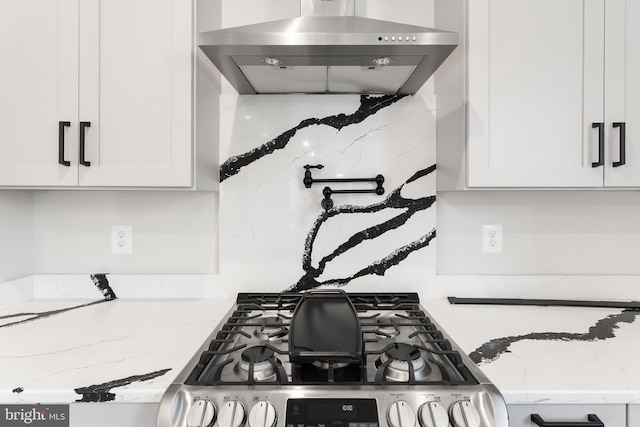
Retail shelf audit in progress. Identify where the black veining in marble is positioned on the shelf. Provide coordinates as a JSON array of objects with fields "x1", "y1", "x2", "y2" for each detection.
[
  {"x1": 0, "y1": 275, "x2": 116, "y2": 329},
  {"x1": 406, "y1": 164, "x2": 437, "y2": 184},
  {"x1": 0, "y1": 300, "x2": 107, "y2": 329},
  {"x1": 220, "y1": 95, "x2": 407, "y2": 182},
  {"x1": 91, "y1": 273, "x2": 117, "y2": 300},
  {"x1": 74, "y1": 368, "x2": 171, "y2": 402},
  {"x1": 12, "y1": 387, "x2": 23, "y2": 394},
  {"x1": 288, "y1": 165, "x2": 436, "y2": 292},
  {"x1": 469, "y1": 309, "x2": 640, "y2": 365}
]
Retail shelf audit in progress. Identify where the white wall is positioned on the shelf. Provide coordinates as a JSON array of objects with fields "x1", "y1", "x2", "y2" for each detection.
[
  {"x1": 437, "y1": 190, "x2": 640, "y2": 274},
  {"x1": 32, "y1": 191, "x2": 218, "y2": 274},
  {"x1": 0, "y1": 191, "x2": 33, "y2": 281},
  {"x1": 221, "y1": 0, "x2": 299, "y2": 28}
]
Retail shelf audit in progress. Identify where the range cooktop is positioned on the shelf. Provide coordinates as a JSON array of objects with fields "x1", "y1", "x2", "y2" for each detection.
[{"x1": 157, "y1": 291, "x2": 508, "y2": 427}]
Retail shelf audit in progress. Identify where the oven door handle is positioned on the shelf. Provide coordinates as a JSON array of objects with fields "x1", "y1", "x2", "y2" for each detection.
[{"x1": 531, "y1": 414, "x2": 604, "y2": 427}]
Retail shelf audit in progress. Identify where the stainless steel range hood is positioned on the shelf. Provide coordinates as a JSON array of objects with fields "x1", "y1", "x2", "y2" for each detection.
[{"x1": 198, "y1": 2, "x2": 458, "y2": 95}]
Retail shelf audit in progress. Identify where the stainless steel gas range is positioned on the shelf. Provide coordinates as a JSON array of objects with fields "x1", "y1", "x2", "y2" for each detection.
[{"x1": 157, "y1": 291, "x2": 508, "y2": 427}]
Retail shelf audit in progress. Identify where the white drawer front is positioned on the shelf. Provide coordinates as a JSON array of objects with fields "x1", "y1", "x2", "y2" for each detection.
[
  {"x1": 507, "y1": 404, "x2": 626, "y2": 427},
  {"x1": 628, "y1": 404, "x2": 640, "y2": 427}
]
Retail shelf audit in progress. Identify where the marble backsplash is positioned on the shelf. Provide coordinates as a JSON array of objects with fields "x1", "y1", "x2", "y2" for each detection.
[{"x1": 218, "y1": 93, "x2": 437, "y2": 292}]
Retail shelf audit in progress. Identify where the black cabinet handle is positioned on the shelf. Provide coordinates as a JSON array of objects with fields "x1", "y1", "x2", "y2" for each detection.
[
  {"x1": 592, "y1": 122, "x2": 604, "y2": 167},
  {"x1": 58, "y1": 121, "x2": 71, "y2": 166},
  {"x1": 613, "y1": 122, "x2": 626, "y2": 167},
  {"x1": 79, "y1": 121, "x2": 91, "y2": 167},
  {"x1": 531, "y1": 413, "x2": 604, "y2": 427}
]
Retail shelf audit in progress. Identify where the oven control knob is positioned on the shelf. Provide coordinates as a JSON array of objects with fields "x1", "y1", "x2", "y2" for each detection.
[
  {"x1": 449, "y1": 401, "x2": 481, "y2": 427},
  {"x1": 418, "y1": 402, "x2": 449, "y2": 427},
  {"x1": 217, "y1": 401, "x2": 246, "y2": 427},
  {"x1": 248, "y1": 400, "x2": 277, "y2": 427},
  {"x1": 387, "y1": 401, "x2": 416, "y2": 427},
  {"x1": 187, "y1": 399, "x2": 216, "y2": 427}
]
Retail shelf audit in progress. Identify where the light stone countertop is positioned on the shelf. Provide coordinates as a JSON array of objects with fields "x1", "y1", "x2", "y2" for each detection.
[
  {"x1": 421, "y1": 298, "x2": 640, "y2": 405},
  {"x1": 1, "y1": 274, "x2": 640, "y2": 406},
  {"x1": 0, "y1": 275, "x2": 235, "y2": 404}
]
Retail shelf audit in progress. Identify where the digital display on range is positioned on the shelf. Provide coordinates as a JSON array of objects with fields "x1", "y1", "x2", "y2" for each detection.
[
  {"x1": 286, "y1": 399, "x2": 378, "y2": 427},
  {"x1": 307, "y1": 401, "x2": 357, "y2": 420}
]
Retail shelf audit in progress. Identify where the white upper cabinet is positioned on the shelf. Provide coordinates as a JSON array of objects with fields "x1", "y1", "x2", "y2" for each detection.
[
  {"x1": 603, "y1": 0, "x2": 640, "y2": 186},
  {"x1": 0, "y1": 0, "x2": 79, "y2": 186},
  {"x1": 0, "y1": 0, "x2": 194, "y2": 188},
  {"x1": 467, "y1": 0, "x2": 604, "y2": 187},
  {"x1": 78, "y1": 0, "x2": 192, "y2": 187},
  {"x1": 437, "y1": 0, "x2": 640, "y2": 188}
]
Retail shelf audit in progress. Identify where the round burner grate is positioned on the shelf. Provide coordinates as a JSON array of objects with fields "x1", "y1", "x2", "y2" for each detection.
[
  {"x1": 241, "y1": 345, "x2": 274, "y2": 363},
  {"x1": 374, "y1": 316, "x2": 400, "y2": 337},
  {"x1": 384, "y1": 343, "x2": 421, "y2": 361},
  {"x1": 254, "y1": 316, "x2": 288, "y2": 340},
  {"x1": 375, "y1": 343, "x2": 431, "y2": 382},
  {"x1": 236, "y1": 346, "x2": 280, "y2": 382}
]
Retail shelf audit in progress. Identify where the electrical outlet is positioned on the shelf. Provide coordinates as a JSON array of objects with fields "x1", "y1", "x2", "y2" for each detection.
[
  {"x1": 111, "y1": 225, "x2": 132, "y2": 254},
  {"x1": 482, "y1": 224, "x2": 503, "y2": 253}
]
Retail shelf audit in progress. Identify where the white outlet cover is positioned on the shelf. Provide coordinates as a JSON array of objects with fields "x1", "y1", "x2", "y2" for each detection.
[
  {"x1": 111, "y1": 225, "x2": 133, "y2": 254},
  {"x1": 482, "y1": 224, "x2": 503, "y2": 254}
]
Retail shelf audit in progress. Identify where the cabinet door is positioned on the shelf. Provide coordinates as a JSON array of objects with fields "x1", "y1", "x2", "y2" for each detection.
[
  {"x1": 467, "y1": 0, "x2": 605, "y2": 187},
  {"x1": 628, "y1": 404, "x2": 640, "y2": 427},
  {"x1": 77, "y1": 0, "x2": 192, "y2": 187},
  {"x1": 604, "y1": 0, "x2": 640, "y2": 186},
  {"x1": 0, "y1": 0, "x2": 79, "y2": 186}
]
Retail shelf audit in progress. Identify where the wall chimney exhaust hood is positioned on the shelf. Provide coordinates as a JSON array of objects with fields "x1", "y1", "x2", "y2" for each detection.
[{"x1": 198, "y1": 1, "x2": 458, "y2": 95}]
